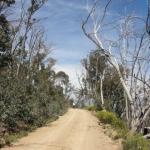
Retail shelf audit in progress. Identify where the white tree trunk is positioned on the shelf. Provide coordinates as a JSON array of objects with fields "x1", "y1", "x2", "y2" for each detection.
[
  {"x1": 100, "y1": 76, "x2": 105, "y2": 109},
  {"x1": 110, "y1": 59, "x2": 135, "y2": 129},
  {"x1": 125, "y1": 93, "x2": 129, "y2": 123},
  {"x1": 82, "y1": 6, "x2": 136, "y2": 130}
]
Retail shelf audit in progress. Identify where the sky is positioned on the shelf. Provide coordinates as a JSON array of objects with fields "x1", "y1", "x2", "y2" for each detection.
[{"x1": 15, "y1": 0, "x2": 148, "y2": 87}]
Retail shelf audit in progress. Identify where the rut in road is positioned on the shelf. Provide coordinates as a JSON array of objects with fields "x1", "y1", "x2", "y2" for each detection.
[{"x1": 1, "y1": 109, "x2": 122, "y2": 150}]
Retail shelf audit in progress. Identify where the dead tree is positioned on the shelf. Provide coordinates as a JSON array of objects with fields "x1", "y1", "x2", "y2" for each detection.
[{"x1": 81, "y1": 0, "x2": 150, "y2": 130}]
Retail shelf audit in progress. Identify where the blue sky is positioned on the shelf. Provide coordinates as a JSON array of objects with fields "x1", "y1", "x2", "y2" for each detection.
[{"x1": 15, "y1": 0, "x2": 148, "y2": 87}]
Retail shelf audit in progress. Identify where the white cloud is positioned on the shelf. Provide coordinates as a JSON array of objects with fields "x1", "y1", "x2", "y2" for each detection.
[
  {"x1": 53, "y1": 0, "x2": 87, "y2": 11},
  {"x1": 51, "y1": 48, "x2": 85, "y2": 61},
  {"x1": 54, "y1": 63, "x2": 83, "y2": 88}
]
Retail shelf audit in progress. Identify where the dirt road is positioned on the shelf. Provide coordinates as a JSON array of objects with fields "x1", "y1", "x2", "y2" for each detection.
[{"x1": 2, "y1": 109, "x2": 122, "y2": 150}]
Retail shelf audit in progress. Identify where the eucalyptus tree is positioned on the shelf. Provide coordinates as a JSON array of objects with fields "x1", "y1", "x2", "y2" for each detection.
[
  {"x1": 0, "y1": 0, "x2": 70, "y2": 140},
  {"x1": 0, "y1": 0, "x2": 15, "y2": 69},
  {"x1": 82, "y1": 0, "x2": 150, "y2": 131},
  {"x1": 81, "y1": 51, "x2": 125, "y2": 115},
  {"x1": 81, "y1": 50, "x2": 107, "y2": 109},
  {"x1": 55, "y1": 71, "x2": 69, "y2": 93}
]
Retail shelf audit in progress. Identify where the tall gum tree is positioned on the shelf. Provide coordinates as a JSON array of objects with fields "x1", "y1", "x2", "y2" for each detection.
[{"x1": 82, "y1": 0, "x2": 150, "y2": 131}]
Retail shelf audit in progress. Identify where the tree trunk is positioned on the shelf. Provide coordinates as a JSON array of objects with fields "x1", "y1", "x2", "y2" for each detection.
[
  {"x1": 100, "y1": 76, "x2": 105, "y2": 109},
  {"x1": 111, "y1": 59, "x2": 135, "y2": 130},
  {"x1": 125, "y1": 93, "x2": 129, "y2": 123}
]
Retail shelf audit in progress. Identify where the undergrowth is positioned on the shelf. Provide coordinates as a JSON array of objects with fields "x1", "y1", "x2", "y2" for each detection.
[
  {"x1": 95, "y1": 110, "x2": 150, "y2": 150},
  {"x1": 0, "y1": 111, "x2": 66, "y2": 148},
  {"x1": 85, "y1": 105, "x2": 96, "y2": 111}
]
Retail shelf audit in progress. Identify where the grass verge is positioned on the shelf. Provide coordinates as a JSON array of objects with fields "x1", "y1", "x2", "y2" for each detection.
[{"x1": 95, "y1": 110, "x2": 150, "y2": 150}]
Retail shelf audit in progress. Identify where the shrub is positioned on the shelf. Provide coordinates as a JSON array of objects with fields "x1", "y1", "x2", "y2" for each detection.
[
  {"x1": 96, "y1": 110, "x2": 150, "y2": 150},
  {"x1": 86, "y1": 105, "x2": 96, "y2": 111},
  {"x1": 96, "y1": 111, "x2": 127, "y2": 130},
  {"x1": 4, "y1": 130, "x2": 28, "y2": 145},
  {"x1": 123, "y1": 134, "x2": 150, "y2": 150}
]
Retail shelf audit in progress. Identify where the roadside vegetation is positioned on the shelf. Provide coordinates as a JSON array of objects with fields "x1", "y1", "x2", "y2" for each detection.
[
  {"x1": 0, "y1": 0, "x2": 150, "y2": 149},
  {"x1": 77, "y1": 0, "x2": 150, "y2": 149},
  {"x1": 0, "y1": 0, "x2": 72, "y2": 148},
  {"x1": 85, "y1": 108, "x2": 150, "y2": 150},
  {"x1": 97, "y1": 111, "x2": 150, "y2": 150},
  {"x1": 85, "y1": 105, "x2": 96, "y2": 111}
]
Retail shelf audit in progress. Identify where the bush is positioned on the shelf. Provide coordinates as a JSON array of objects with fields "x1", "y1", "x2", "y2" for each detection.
[
  {"x1": 123, "y1": 134, "x2": 150, "y2": 150},
  {"x1": 96, "y1": 110, "x2": 129, "y2": 140},
  {"x1": 86, "y1": 105, "x2": 96, "y2": 111},
  {"x1": 96, "y1": 111, "x2": 127, "y2": 130}
]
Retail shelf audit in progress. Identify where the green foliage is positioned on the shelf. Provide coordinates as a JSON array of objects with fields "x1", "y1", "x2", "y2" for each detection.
[
  {"x1": 0, "y1": 64, "x2": 69, "y2": 148},
  {"x1": 0, "y1": 73, "x2": 68, "y2": 131},
  {"x1": 0, "y1": 0, "x2": 15, "y2": 68},
  {"x1": 85, "y1": 105, "x2": 96, "y2": 111},
  {"x1": 103, "y1": 67, "x2": 125, "y2": 117},
  {"x1": 4, "y1": 130, "x2": 28, "y2": 145},
  {"x1": 81, "y1": 49, "x2": 125, "y2": 116},
  {"x1": 81, "y1": 50, "x2": 107, "y2": 107},
  {"x1": 96, "y1": 111, "x2": 127, "y2": 130},
  {"x1": 123, "y1": 134, "x2": 150, "y2": 150},
  {"x1": 96, "y1": 110, "x2": 129, "y2": 139},
  {"x1": 0, "y1": 0, "x2": 70, "y2": 148},
  {"x1": 96, "y1": 111, "x2": 150, "y2": 150},
  {"x1": 0, "y1": 14, "x2": 12, "y2": 68}
]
